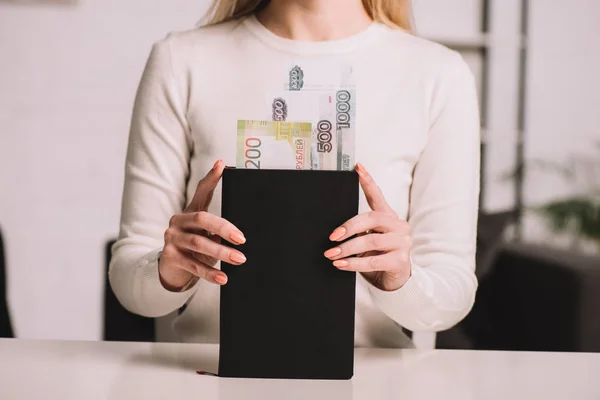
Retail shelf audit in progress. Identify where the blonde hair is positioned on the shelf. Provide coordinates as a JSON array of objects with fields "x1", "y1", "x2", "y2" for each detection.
[{"x1": 202, "y1": 0, "x2": 413, "y2": 32}]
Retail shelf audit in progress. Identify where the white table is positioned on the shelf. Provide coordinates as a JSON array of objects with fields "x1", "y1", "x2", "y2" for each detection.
[{"x1": 1, "y1": 339, "x2": 599, "y2": 400}]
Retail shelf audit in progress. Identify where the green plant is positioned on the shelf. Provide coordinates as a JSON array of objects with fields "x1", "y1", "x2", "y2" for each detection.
[
  {"x1": 538, "y1": 197, "x2": 600, "y2": 246},
  {"x1": 504, "y1": 141, "x2": 600, "y2": 249}
]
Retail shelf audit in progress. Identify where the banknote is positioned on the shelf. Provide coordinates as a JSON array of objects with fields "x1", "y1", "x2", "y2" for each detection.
[
  {"x1": 284, "y1": 62, "x2": 355, "y2": 92},
  {"x1": 235, "y1": 62, "x2": 356, "y2": 171},
  {"x1": 236, "y1": 120, "x2": 313, "y2": 170},
  {"x1": 268, "y1": 88, "x2": 356, "y2": 171},
  {"x1": 269, "y1": 91, "x2": 335, "y2": 170}
]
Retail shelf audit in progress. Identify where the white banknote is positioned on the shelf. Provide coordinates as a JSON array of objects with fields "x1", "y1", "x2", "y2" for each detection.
[
  {"x1": 283, "y1": 61, "x2": 355, "y2": 92},
  {"x1": 268, "y1": 88, "x2": 356, "y2": 171}
]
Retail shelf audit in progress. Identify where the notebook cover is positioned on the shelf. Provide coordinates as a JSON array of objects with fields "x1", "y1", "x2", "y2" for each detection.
[{"x1": 219, "y1": 168, "x2": 358, "y2": 380}]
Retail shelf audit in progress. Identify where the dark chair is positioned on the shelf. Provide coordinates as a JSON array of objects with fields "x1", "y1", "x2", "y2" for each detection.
[
  {"x1": 103, "y1": 240, "x2": 155, "y2": 342},
  {"x1": 1, "y1": 227, "x2": 14, "y2": 338},
  {"x1": 469, "y1": 242, "x2": 600, "y2": 352},
  {"x1": 436, "y1": 211, "x2": 516, "y2": 349}
]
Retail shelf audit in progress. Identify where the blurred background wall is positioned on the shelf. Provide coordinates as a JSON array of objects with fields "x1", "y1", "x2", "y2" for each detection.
[
  {"x1": 0, "y1": 0, "x2": 211, "y2": 339},
  {"x1": 0, "y1": 0, "x2": 599, "y2": 342}
]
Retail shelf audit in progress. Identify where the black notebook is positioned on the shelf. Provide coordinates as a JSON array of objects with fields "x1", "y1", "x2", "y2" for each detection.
[{"x1": 219, "y1": 168, "x2": 359, "y2": 380}]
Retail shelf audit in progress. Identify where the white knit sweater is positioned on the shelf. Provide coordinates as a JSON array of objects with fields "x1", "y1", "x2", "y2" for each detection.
[{"x1": 109, "y1": 15, "x2": 480, "y2": 348}]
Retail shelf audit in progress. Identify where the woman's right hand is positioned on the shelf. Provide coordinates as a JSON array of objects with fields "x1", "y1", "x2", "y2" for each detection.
[{"x1": 158, "y1": 160, "x2": 247, "y2": 291}]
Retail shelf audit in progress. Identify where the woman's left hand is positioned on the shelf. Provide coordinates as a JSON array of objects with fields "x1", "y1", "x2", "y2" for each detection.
[{"x1": 325, "y1": 163, "x2": 413, "y2": 292}]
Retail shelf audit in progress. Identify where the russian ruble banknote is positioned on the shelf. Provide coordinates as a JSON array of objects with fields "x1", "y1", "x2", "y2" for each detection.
[
  {"x1": 268, "y1": 89, "x2": 356, "y2": 171},
  {"x1": 284, "y1": 62, "x2": 355, "y2": 92},
  {"x1": 236, "y1": 120, "x2": 313, "y2": 170},
  {"x1": 282, "y1": 62, "x2": 356, "y2": 170},
  {"x1": 236, "y1": 62, "x2": 356, "y2": 171}
]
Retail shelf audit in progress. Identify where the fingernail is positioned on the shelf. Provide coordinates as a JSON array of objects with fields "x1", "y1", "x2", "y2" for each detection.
[
  {"x1": 213, "y1": 160, "x2": 222, "y2": 170},
  {"x1": 355, "y1": 163, "x2": 366, "y2": 177},
  {"x1": 330, "y1": 227, "x2": 347, "y2": 241},
  {"x1": 333, "y1": 260, "x2": 349, "y2": 268},
  {"x1": 230, "y1": 252, "x2": 246, "y2": 263},
  {"x1": 215, "y1": 274, "x2": 228, "y2": 285},
  {"x1": 324, "y1": 247, "x2": 342, "y2": 258},
  {"x1": 230, "y1": 231, "x2": 246, "y2": 244}
]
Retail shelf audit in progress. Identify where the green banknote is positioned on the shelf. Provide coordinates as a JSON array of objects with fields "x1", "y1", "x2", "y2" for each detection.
[{"x1": 236, "y1": 120, "x2": 313, "y2": 170}]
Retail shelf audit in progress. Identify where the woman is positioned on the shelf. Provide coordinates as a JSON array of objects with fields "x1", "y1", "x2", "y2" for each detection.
[{"x1": 109, "y1": 0, "x2": 480, "y2": 348}]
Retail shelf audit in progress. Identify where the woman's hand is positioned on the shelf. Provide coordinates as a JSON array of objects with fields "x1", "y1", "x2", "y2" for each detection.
[
  {"x1": 325, "y1": 163, "x2": 412, "y2": 292},
  {"x1": 158, "y1": 160, "x2": 246, "y2": 291}
]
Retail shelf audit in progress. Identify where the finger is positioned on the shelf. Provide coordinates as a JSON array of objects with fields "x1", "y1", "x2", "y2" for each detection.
[
  {"x1": 187, "y1": 160, "x2": 226, "y2": 211},
  {"x1": 179, "y1": 252, "x2": 228, "y2": 285},
  {"x1": 191, "y1": 250, "x2": 218, "y2": 267},
  {"x1": 163, "y1": 248, "x2": 227, "y2": 285},
  {"x1": 332, "y1": 251, "x2": 408, "y2": 272},
  {"x1": 355, "y1": 163, "x2": 394, "y2": 213},
  {"x1": 190, "y1": 232, "x2": 222, "y2": 267},
  {"x1": 197, "y1": 234, "x2": 224, "y2": 266},
  {"x1": 170, "y1": 230, "x2": 247, "y2": 265},
  {"x1": 329, "y1": 211, "x2": 404, "y2": 242},
  {"x1": 173, "y1": 212, "x2": 246, "y2": 245},
  {"x1": 324, "y1": 233, "x2": 403, "y2": 260}
]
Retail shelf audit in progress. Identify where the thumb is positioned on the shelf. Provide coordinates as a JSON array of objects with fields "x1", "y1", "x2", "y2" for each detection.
[
  {"x1": 186, "y1": 160, "x2": 225, "y2": 211},
  {"x1": 355, "y1": 163, "x2": 394, "y2": 213}
]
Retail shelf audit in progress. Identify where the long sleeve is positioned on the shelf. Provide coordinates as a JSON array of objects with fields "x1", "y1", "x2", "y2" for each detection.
[
  {"x1": 368, "y1": 52, "x2": 481, "y2": 332},
  {"x1": 109, "y1": 36, "x2": 199, "y2": 318}
]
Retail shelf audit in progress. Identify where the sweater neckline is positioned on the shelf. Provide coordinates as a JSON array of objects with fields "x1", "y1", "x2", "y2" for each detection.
[{"x1": 241, "y1": 14, "x2": 387, "y2": 56}]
